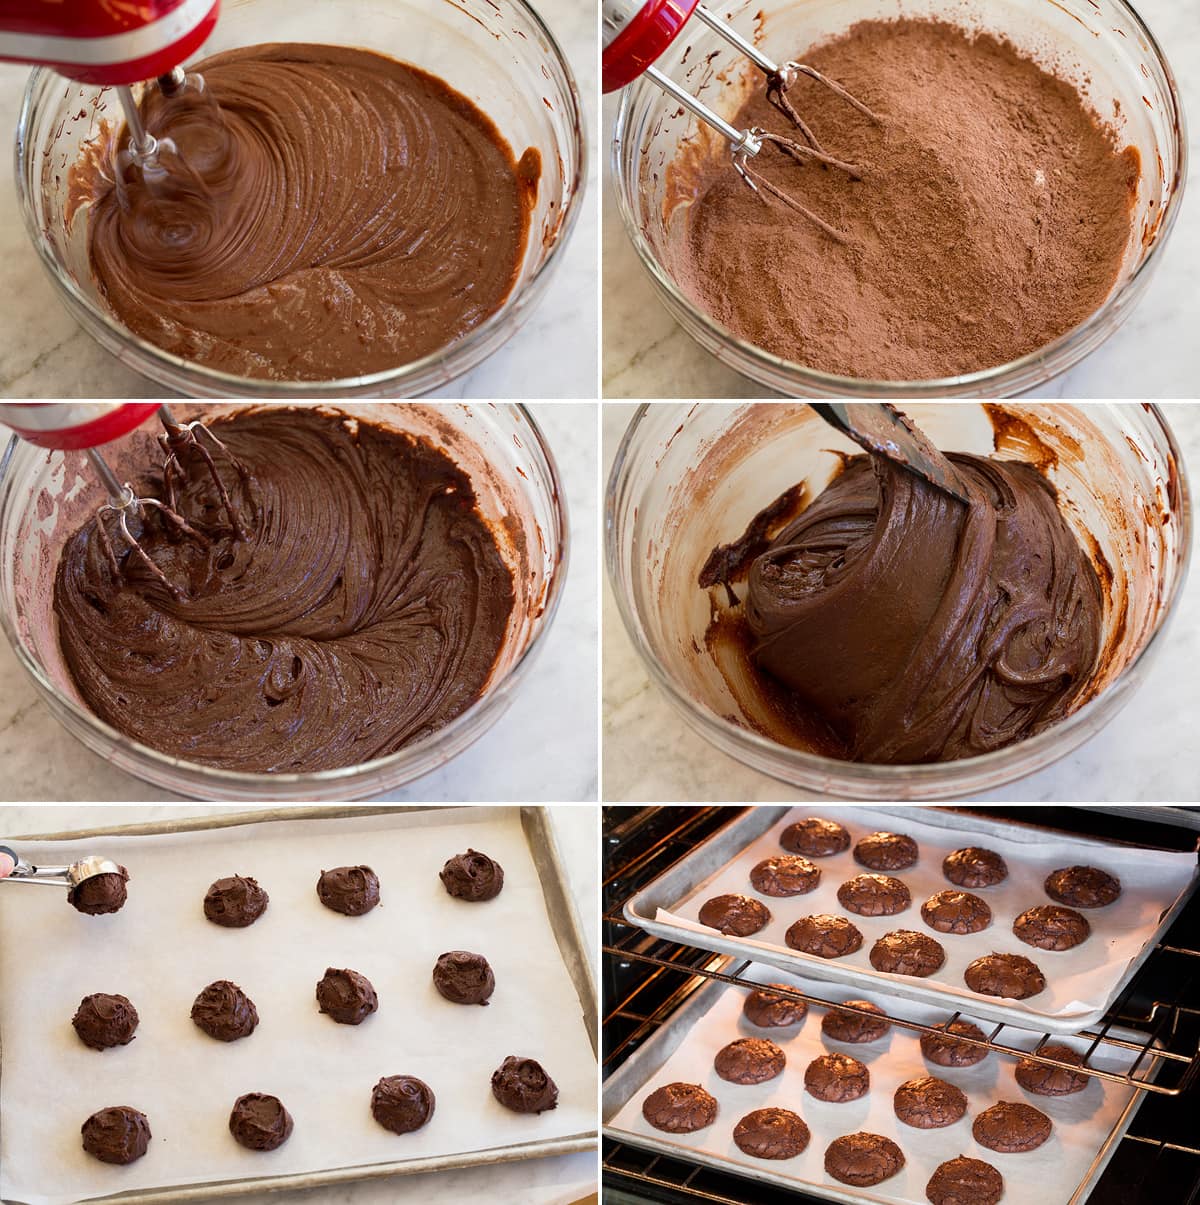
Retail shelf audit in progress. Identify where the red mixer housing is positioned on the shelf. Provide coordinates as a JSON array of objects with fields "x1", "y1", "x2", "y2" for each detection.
[
  {"x1": 603, "y1": 0, "x2": 699, "y2": 93},
  {"x1": 0, "y1": 404, "x2": 160, "y2": 450},
  {"x1": 0, "y1": 0, "x2": 218, "y2": 85}
]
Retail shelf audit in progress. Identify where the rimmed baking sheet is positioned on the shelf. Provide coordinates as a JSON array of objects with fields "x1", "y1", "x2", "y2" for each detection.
[
  {"x1": 624, "y1": 805, "x2": 1199, "y2": 1034},
  {"x1": 603, "y1": 958, "x2": 1162, "y2": 1205},
  {"x1": 0, "y1": 806, "x2": 597, "y2": 1205}
]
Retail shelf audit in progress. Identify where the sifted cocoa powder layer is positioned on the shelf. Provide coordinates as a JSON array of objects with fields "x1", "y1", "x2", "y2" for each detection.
[{"x1": 673, "y1": 19, "x2": 1140, "y2": 380}]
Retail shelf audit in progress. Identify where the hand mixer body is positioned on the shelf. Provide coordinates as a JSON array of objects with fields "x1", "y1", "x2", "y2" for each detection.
[
  {"x1": 0, "y1": 0, "x2": 218, "y2": 84},
  {"x1": 603, "y1": 0, "x2": 699, "y2": 93},
  {"x1": 0, "y1": 403, "x2": 160, "y2": 449}
]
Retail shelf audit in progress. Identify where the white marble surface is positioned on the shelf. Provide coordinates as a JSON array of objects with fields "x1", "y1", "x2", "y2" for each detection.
[
  {"x1": 0, "y1": 803, "x2": 599, "y2": 1205},
  {"x1": 602, "y1": 402, "x2": 1200, "y2": 803},
  {"x1": 0, "y1": 402, "x2": 598, "y2": 803},
  {"x1": 602, "y1": 0, "x2": 1200, "y2": 399},
  {"x1": 0, "y1": 0, "x2": 597, "y2": 399}
]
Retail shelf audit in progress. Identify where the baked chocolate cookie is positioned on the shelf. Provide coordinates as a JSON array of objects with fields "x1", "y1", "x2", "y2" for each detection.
[
  {"x1": 972, "y1": 1101, "x2": 1052, "y2": 1152},
  {"x1": 786, "y1": 914, "x2": 863, "y2": 959},
  {"x1": 854, "y1": 831, "x2": 919, "y2": 871},
  {"x1": 921, "y1": 1020, "x2": 990, "y2": 1067},
  {"x1": 642, "y1": 1082, "x2": 717, "y2": 1133},
  {"x1": 781, "y1": 818, "x2": 851, "y2": 857},
  {"x1": 893, "y1": 1076, "x2": 968, "y2": 1128},
  {"x1": 715, "y1": 1037, "x2": 786, "y2": 1085},
  {"x1": 72, "y1": 993, "x2": 138, "y2": 1050},
  {"x1": 1015, "y1": 1044, "x2": 1089, "y2": 1096},
  {"x1": 81, "y1": 1106, "x2": 150, "y2": 1164},
  {"x1": 804, "y1": 1052, "x2": 869, "y2": 1102},
  {"x1": 698, "y1": 894, "x2": 770, "y2": 936},
  {"x1": 822, "y1": 1000, "x2": 890, "y2": 1044},
  {"x1": 926, "y1": 1156, "x2": 1004, "y2": 1205},
  {"x1": 1013, "y1": 903, "x2": 1090, "y2": 951},
  {"x1": 750, "y1": 854, "x2": 821, "y2": 897},
  {"x1": 228, "y1": 1093, "x2": 293, "y2": 1151},
  {"x1": 921, "y1": 890, "x2": 992, "y2": 935},
  {"x1": 204, "y1": 875, "x2": 268, "y2": 927},
  {"x1": 965, "y1": 953, "x2": 1047, "y2": 1000},
  {"x1": 838, "y1": 874, "x2": 911, "y2": 917},
  {"x1": 943, "y1": 847, "x2": 1008, "y2": 889},
  {"x1": 1044, "y1": 865, "x2": 1121, "y2": 909},
  {"x1": 824, "y1": 1133, "x2": 905, "y2": 1187},
  {"x1": 733, "y1": 1107, "x2": 810, "y2": 1160},
  {"x1": 743, "y1": 983, "x2": 807, "y2": 1028},
  {"x1": 869, "y1": 930, "x2": 946, "y2": 977}
]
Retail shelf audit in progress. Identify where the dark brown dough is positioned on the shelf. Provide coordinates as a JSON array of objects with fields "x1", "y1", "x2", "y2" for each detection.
[
  {"x1": 191, "y1": 980, "x2": 259, "y2": 1041},
  {"x1": 81, "y1": 1106, "x2": 151, "y2": 1164},
  {"x1": 229, "y1": 1093, "x2": 293, "y2": 1150},
  {"x1": 72, "y1": 993, "x2": 138, "y2": 1050},
  {"x1": 316, "y1": 967, "x2": 379, "y2": 1025},
  {"x1": 317, "y1": 866, "x2": 380, "y2": 916},
  {"x1": 372, "y1": 1075, "x2": 435, "y2": 1133},
  {"x1": 204, "y1": 875, "x2": 269, "y2": 927},
  {"x1": 68, "y1": 866, "x2": 129, "y2": 915},
  {"x1": 441, "y1": 849, "x2": 505, "y2": 901},
  {"x1": 491, "y1": 1056, "x2": 558, "y2": 1113}
]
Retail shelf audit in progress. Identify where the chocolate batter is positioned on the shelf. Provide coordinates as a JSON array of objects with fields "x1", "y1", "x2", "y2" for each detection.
[
  {"x1": 81, "y1": 1106, "x2": 151, "y2": 1165},
  {"x1": 228, "y1": 1093, "x2": 294, "y2": 1150},
  {"x1": 672, "y1": 19, "x2": 1138, "y2": 379},
  {"x1": 85, "y1": 44, "x2": 536, "y2": 380},
  {"x1": 53, "y1": 408, "x2": 513, "y2": 773},
  {"x1": 701, "y1": 448, "x2": 1103, "y2": 764},
  {"x1": 72, "y1": 993, "x2": 139, "y2": 1050},
  {"x1": 69, "y1": 866, "x2": 129, "y2": 915}
]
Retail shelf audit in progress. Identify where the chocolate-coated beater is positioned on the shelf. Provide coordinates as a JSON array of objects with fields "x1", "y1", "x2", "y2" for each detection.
[{"x1": 603, "y1": 0, "x2": 880, "y2": 238}]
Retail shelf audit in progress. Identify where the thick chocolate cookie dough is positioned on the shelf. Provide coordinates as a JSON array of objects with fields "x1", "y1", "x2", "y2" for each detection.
[
  {"x1": 204, "y1": 875, "x2": 269, "y2": 927},
  {"x1": 229, "y1": 1093, "x2": 293, "y2": 1150},
  {"x1": 1013, "y1": 904, "x2": 1091, "y2": 951},
  {"x1": 643, "y1": 1083, "x2": 717, "y2": 1132},
  {"x1": 750, "y1": 854, "x2": 821, "y2": 896},
  {"x1": 972, "y1": 1101, "x2": 1052, "y2": 1152},
  {"x1": 804, "y1": 1052, "x2": 869, "y2": 1102},
  {"x1": 837, "y1": 874, "x2": 911, "y2": 917},
  {"x1": 715, "y1": 1038, "x2": 786, "y2": 1085},
  {"x1": 926, "y1": 1156, "x2": 1005, "y2": 1205},
  {"x1": 869, "y1": 930, "x2": 946, "y2": 977},
  {"x1": 822, "y1": 1000, "x2": 890, "y2": 1044},
  {"x1": 743, "y1": 983, "x2": 808, "y2": 1027},
  {"x1": 72, "y1": 993, "x2": 139, "y2": 1050},
  {"x1": 781, "y1": 817, "x2": 851, "y2": 856},
  {"x1": 1015, "y1": 1044, "x2": 1089, "y2": 1096},
  {"x1": 316, "y1": 967, "x2": 378, "y2": 1025},
  {"x1": 317, "y1": 866, "x2": 380, "y2": 916},
  {"x1": 824, "y1": 1133, "x2": 905, "y2": 1186},
  {"x1": 440, "y1": 849, "x2": 505, "y2": 902},
  {"x1": 943, "y1": 847, "x2": 1009, "y2": 888},
  {"x1": 700, "y1": 449, "x2": 1103, "y2": 764},
  {"x1": 921, "y1": 890, "x2": 992, "y2": 935},
  {"x1": 699, "y1": 893, "x2": 771, "y2": 936},
  {"x1": 921, "y1": 1020, "x2": 990, "y2": 1067},
  {"x1": 372, "y1": 1075, "x2": 435, "y2": 1133},
  {"x1": 893, "y1": 1076, "x2": 968, "y2": 1128},
  {"x1": 854, "y1": 832, "x2": 919, "y2": 871},
  {"x1": 191, "y1": 980, "x2": 259, "y2": 1041},
  {"x1": 85, "y1": 44, "x2": 537, "y2": 381},
  {"x1": 965, "y1": 953, "x2": 1047, "y2": 999},
  {"x1": 69, "y1": 866, "x2": 129, "y2": 915},
  {"x1": 491, "y1": 1056, "x2": 558, "y2": 1113},
  {"x1": 734, "y1": 1108, "x2": 811, "y2": 1159},
  {"x1": 1045, "y1": 866, "x2": 1122, "y2": 908},
  {"x1": 81, "y1": 1106, "x2": 151, "y2": 1165},
  {"x1": 54, "y1": 410, "x2": 514, "y2": 773},
  {"x1": 432, "y1": 950, "x2": 495, "y2": 1006},
  {"x1": 787, "y1": 914, "x2": 863, "y2": 958}
]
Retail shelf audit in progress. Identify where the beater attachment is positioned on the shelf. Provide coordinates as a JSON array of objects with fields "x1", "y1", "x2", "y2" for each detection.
[{"x1": 158, "y1": 412, "x2": 252, "y2": 540}]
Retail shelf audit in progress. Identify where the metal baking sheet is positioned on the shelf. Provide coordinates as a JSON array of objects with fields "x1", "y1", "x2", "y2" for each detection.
[
  {"x1": 623, "y1": 805, "x2": 1199, "y2": 1035},
  {"x1": 603, "y1": 958, "x2": 1162, "y2": 1205},
  {"x1": 0, "y1": 805, "x2": 597, "y2": 1204}
]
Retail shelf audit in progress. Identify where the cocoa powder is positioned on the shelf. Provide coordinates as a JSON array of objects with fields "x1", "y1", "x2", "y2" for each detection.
[{"x1": 672, "y1": 19, "x2": 1140, "y2": 380}]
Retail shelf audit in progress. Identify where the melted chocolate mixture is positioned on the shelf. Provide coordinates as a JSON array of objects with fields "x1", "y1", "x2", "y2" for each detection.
[
  {"x1": 85, "y1": 44, "x2": 536, "y2": 380},
  {"x1": 700, "y1": 451, "x2": 1103, "y2": 763},
  {"x1": 53, "y1": 409, "x2": 513, "y2": 772}
]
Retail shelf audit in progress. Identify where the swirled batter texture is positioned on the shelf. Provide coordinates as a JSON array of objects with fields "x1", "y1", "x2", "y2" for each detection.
[
  {"x1": 701, "y1": 453, "x2": 1103, "y2": 763},
  {"x1": 53, "y1": 408, "x2": 513, "y2": 772},
  {"x1": 86, "y1": 44, "x2": 536, "y2": 380}
]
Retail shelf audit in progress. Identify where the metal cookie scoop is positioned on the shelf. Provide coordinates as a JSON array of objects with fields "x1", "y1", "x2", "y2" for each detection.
[
  {"x1": 810, "y1": 403, "x2": 971, "y2": 504},
  {"x1": 0, "y1": 846, "x2": 123, "y2": 892}
]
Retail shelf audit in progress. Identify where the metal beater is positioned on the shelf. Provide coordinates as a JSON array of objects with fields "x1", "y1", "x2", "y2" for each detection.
[{"x1": 603, "y1": 0, "x2": 881, "y2": 238}]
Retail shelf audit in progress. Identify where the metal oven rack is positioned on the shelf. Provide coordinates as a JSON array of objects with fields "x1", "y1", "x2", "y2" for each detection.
[{"x1": 602, "y1": 807, "x2": 1200, "y2": 1205}]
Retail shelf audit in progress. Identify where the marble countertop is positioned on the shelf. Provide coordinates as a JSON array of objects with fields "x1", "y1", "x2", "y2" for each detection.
[
  {"x1": 602, "y1": 0, "x2": 1200, "y2": 399},
  {"x1": 603, "y1": 402, "x2": 1200, "y2": 803},
  {"x1": 0, "y1": 0, "x2": 597, "y2": 399},
  {"x1": 0, "y1": 803, "x2": 598, "y2": 1205},
  {"x1": 0, "y1": 402, "x2": 598, "y2": 803}
]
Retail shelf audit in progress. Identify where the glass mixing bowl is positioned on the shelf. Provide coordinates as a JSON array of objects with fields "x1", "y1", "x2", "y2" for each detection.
[
  {"x1": 0, "y1": 403, "x2": 567, "y2": 800},
  {"x1": 612, "y1": 0, "x2": 1186, "y2": 398},
  {"x1": 15, "y1": 0, "x2": 585, "y2": 398},
  {"x1": 606, "y1": 403, "x2": 1191, "y2": 799}
]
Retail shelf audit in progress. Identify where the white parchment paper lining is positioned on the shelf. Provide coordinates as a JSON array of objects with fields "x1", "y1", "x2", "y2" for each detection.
[
  {"x1": 657, "y1": 805, "x2": 1198, "y2": 1023},
  {"x1": 609, "y1": 962, "x2": 1153, "y2": 1205},
  {"x1": 0, "y1": 807, "x2": 595, "y2": 1205}
]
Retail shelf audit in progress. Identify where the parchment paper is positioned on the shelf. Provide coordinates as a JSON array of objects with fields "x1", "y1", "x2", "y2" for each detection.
[
  {"x1": 609, "y1": 961, "x2": 1155, "y2": 1204},
  {"x1": 657, "y1": 806, "x2": 1198, "y2": 1025},
  {"x1": 0, "y1": 808, "x2": 596, "y2": 1205}
]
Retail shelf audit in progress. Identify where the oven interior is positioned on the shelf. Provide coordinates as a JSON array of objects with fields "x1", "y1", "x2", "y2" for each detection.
[{"x1": 602, "y1": 807, "x2": 1200, "y2": 1205}]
